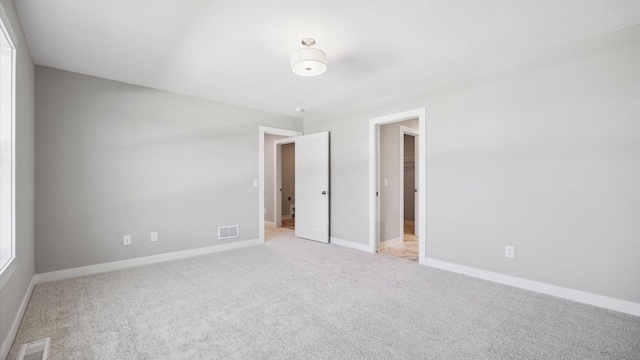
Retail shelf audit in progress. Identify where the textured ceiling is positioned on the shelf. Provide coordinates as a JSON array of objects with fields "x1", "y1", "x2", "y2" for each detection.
[{"x1": 15, "y1": 0, "x2": 640, "y2": 117}]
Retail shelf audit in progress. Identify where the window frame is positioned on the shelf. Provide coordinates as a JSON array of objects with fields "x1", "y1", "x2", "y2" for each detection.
[{"x1": 0, "y1": 3, "x2": 17, "y2": 289}]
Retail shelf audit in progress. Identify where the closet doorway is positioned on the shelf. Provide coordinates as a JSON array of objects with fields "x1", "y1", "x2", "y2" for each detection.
[
  {"x1": 368, "y1": 108, "x2": 426, "y2": 264},
  {"x1": 376, "y1": 121, "x2": 419, "y2": 261}
]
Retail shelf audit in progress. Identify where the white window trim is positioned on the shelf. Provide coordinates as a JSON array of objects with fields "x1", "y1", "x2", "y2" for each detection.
[{"x1": 0, "y1": 3, "x2": 17, "y2": 289}]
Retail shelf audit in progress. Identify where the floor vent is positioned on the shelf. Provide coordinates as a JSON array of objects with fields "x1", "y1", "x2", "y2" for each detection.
[
  {"x1": 218, "y1": 225, "x2": 238, "y2": 239},
  {"x1": 18, "y1": 338, "x2": 50, "y2": 360}
]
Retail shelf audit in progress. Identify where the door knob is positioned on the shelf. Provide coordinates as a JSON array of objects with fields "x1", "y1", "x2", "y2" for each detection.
[{"x1": 322, "y1": 191, "x2": 327, "y2": 195}]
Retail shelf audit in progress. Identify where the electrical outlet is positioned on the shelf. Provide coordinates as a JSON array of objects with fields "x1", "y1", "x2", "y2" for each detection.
[
  {"x1": 123, "y1": 235, "x2": 131, "y2": 246},
  {"x1": 253, "y1": 179, "x2": 258, "y2": 187},
  {"x1": 151, "y1": 232, "x2": 158, "y2": 242},
  {"x1": 384, "y1": 179, "x2": 388, "y2": 187},
  {"x1": 505, "y1": 245, "x2": 514, "y2": 258}
]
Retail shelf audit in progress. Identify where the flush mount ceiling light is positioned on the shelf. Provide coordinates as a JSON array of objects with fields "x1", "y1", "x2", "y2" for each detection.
[{"x1": 291, "y1": 38, "x2": 327, "y2": 77}]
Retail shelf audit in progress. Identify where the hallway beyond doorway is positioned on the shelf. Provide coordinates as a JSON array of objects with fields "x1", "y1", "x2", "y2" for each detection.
[
  {"x1": 282, "y1": 218, "x2": 295, "y2": 230},
  {"x1": 379, "y1": 221, "x2": 418, "y2": 261}
]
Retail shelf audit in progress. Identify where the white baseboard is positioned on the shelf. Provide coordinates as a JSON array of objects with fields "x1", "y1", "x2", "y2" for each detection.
[
  {"x1": 264, "y1": 221, "x2": 275, "y2": 228},
  {"x1": 424, "y1": 258, "x2": 640, "y2": 317},
  {"x1": 37, "y1": 239, "x2": 261, "y2": 283},
  {"x1": 1, "y1": 275, "x2": 37, "y2": 360},
  {"x1": 282, "y1": 215, "x2": 292, "y2": 220},
  {"x1": 379, "y1": 237, "x2": 402, "y2": 249},
  {"x1": 330, "y1": 237, "x2": 375, "y2": 253}
]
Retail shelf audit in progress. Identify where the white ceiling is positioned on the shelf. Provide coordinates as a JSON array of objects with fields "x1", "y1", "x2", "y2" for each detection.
[{"x1": 15, "y1": 0, "x2": 640, "y2": 117}]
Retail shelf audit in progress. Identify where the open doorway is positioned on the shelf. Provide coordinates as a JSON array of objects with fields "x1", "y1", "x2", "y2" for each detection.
[
  {"x1": 369, "y1": 108, "x2": 426, "y2": 264},
  {"x1": 377, "y1": 121, "x2": 419, "y2": 261},
  {"x1": 264, "y1": 134, "x2": 287, "y2": 240},
  {"x1": 258, "y1": 127, "x2": 302, "y2": 243},
  {"x1": 274, "y1": 138, "x2": 296, "y2": 231},
  {"x1": 259, "y1": 127, "x2": 330, "y2": 244},
  {"x1": 401, "y1": 130, "x2": 419, "y2": 237}
]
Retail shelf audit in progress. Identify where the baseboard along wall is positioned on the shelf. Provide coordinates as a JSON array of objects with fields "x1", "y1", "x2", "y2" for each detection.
[
  {"x1": 37, "y1": 239, "x2": 260, "y2": 283},
  {"x1": 424, "y1": 258, "x2": 640, "y2": 317},
  {"x1": 330, "y1": 237, "x2": 639, "y2": 317},
  {"x1": 1, "y1": 276, "x2": 37, "y2": 360},
  {"x1": 330, "y1": 237, "x2": 375, "y2": 253}
]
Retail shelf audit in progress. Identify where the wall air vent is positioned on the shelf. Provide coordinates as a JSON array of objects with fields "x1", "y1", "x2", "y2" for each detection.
[
  {"x1": 18, "y1": 338, "x2": 50, "y2": 360},
  {"x1": 218, "y1": 225, "x2": 238, "y2": 240}
]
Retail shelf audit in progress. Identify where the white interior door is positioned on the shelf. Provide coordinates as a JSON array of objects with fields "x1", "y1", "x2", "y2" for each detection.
[{"x1": 295, "y1": 131, "x2": 329, "y2": 243}]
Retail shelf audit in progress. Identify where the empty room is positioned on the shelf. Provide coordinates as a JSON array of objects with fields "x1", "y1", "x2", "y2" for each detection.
[{"x1": 0, "y1": 0, "x2": 639, "y2": 359}]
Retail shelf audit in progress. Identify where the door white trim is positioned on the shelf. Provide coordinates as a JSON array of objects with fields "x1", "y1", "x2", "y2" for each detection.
[
  {"x1": 369, "y1": 108, "x2": 426, "y2": 264},
  {"x1": 399, "y1": 126, "x2": 419, "y2": 244},
  {"x1": 274, "y1": 137, "x2": 296, "y2": 228},
  {"x1": 258, "y1": 126, "x2": 303, "y2": 244}
]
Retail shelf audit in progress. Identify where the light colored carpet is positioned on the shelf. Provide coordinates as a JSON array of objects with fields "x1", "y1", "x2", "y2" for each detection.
[{"x1": 8, "y1": 232, "x2": 640, "y2": 359}]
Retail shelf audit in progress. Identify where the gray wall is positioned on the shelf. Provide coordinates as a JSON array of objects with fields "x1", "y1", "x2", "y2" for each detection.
[
  {"x1": 35, "y1": 66, "x2": 301, "y2": 273},
  {"x1": 404, "y1": 134, "x2": 415, "y2": 222},
  {"x1": 0, "y1": 0, "x2": 35, "y2": 352},
  {"x1": 281, "y1": 143, "x2": 295, "y2": 216},
  {"x1": 264, "y1": 134, "x2": 285, "y2": 223},
  {"x1": 304, "y1": 26, "x2": 640, "y2": 303},
  {"x1": 380, "y1": 119, "x2": 417, "y2": 241}
]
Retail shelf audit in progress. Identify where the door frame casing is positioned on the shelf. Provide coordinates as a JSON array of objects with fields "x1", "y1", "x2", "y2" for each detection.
[
  {"x1": 274, "y1": 137, "x2": 296, "y2": 228},
  {"x1": 369, "y1": 108, "x2": 426, "y2": 264},
  {"x1": 258, "y1": 126, "x2": 303, "y2": 244},
  {"x1": 399, "y1": 126, "x2": 419, "y2": 242}
]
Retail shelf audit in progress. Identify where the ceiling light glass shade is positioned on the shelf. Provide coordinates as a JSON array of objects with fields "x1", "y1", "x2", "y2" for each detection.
[{"x1": 291, "y1": 48, "x2": 327, "y2": 77}]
